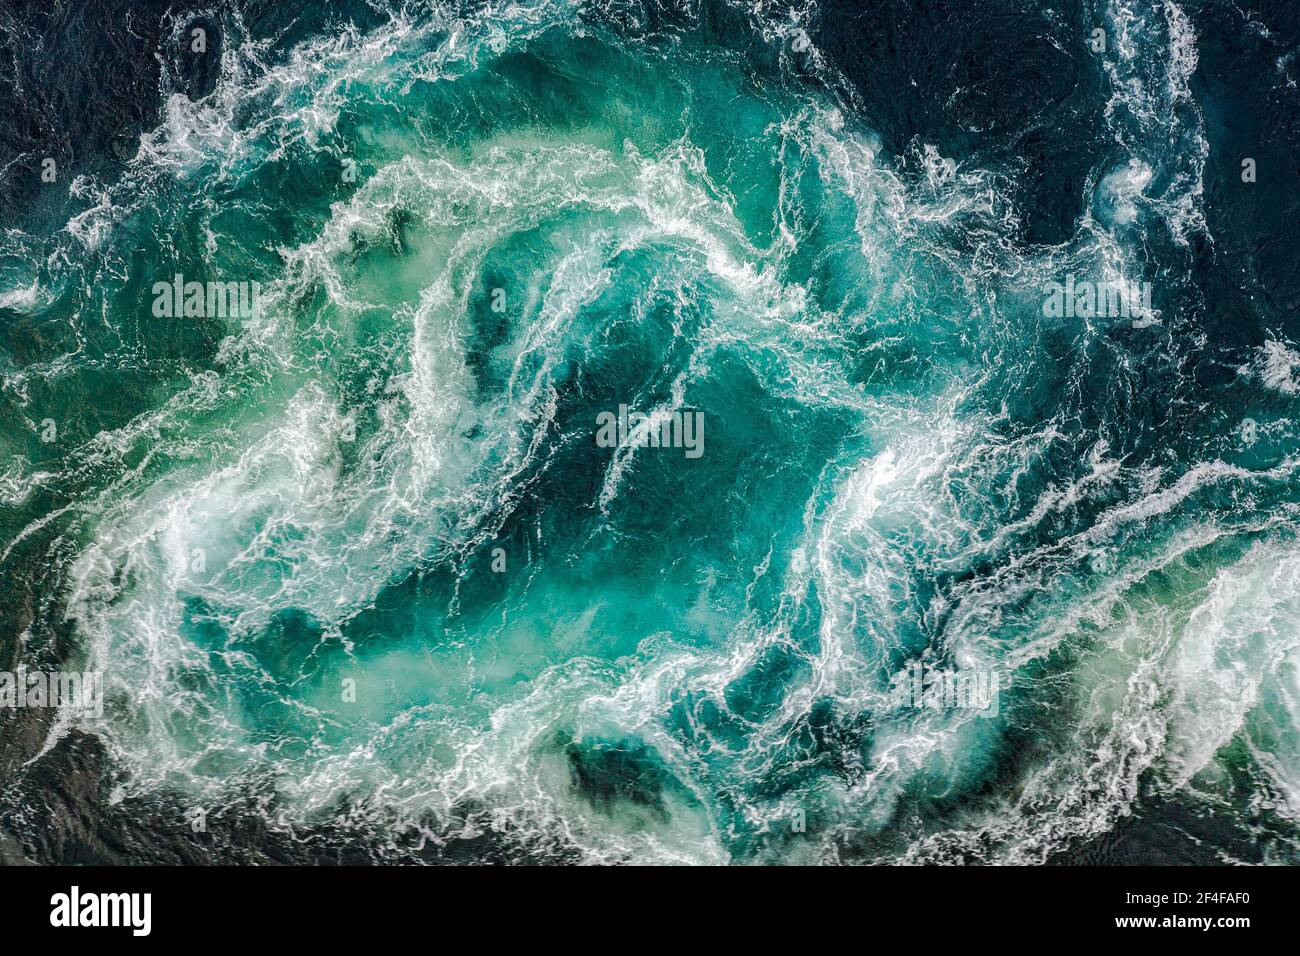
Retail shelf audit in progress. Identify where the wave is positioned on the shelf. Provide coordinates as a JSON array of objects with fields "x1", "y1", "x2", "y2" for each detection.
[{"x1": 1, "y1": 0, "x2": 1296, "y2": 864}]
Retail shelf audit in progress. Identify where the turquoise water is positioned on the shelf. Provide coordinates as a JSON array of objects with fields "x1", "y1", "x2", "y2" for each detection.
[{"x1": 2, "y1": 0, "x2": 1299, "y2": 863}]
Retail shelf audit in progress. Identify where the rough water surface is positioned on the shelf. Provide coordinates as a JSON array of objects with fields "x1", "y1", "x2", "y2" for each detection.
[{"x1": 1, "y1": 0, "x2": 1299, "y2": 864}]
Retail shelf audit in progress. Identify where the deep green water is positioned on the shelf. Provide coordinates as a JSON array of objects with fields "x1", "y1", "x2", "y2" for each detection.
[{"x1": 1, "y1": 0, "x2": 1299, "y2": 863}]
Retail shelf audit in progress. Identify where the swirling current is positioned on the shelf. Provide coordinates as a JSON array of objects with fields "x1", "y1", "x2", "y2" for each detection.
[{"x1": 1, "y1": 0, "x2": 1299, "y2": 865}]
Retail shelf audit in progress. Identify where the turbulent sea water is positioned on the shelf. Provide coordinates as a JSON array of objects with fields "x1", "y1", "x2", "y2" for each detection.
[{"x1": 1, "y1": 0, "x2": 1299, "y2": 864}]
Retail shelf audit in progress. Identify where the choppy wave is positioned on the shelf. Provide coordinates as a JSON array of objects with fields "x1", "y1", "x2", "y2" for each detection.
[{"x1": 2, "y1": 0, "x2": 1298, "y2": 864}]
